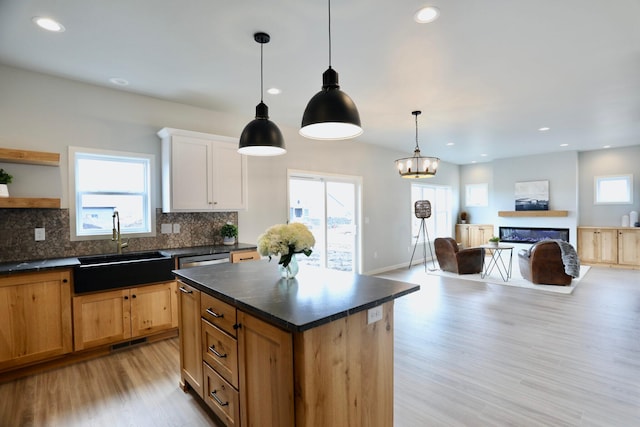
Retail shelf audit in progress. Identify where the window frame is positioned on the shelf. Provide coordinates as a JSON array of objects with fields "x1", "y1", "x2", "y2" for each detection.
[
  {"x1": 594, "y1": 174, "x2": 633, "y2": 205},
  {"x1": 69, "y1": 146, "x2": 156, "y2": 241}
]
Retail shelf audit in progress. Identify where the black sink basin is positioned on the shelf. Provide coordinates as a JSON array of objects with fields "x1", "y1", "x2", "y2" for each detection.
[{"x1": 74, "y1": 251, "x2": 175, "y2": 293}]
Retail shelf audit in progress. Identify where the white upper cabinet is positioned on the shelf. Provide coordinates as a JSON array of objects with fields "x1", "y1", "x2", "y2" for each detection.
[{"x1": 158, "y1": 128, "x2": 247, "y2": 212}]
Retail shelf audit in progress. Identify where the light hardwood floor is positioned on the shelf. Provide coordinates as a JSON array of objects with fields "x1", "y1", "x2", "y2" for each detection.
[{"x1": 1, "y1": 266, "x2": 638, "y2": 426}]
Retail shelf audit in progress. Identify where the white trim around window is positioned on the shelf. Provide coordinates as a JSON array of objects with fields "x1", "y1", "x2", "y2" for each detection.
[{"x1": 594, "y1": 174, "x2": 633, "y2": 205}]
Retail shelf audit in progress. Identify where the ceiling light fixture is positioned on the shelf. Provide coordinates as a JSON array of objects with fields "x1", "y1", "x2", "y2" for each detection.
[
  {"x1": 395, "y1": 111, "x2": 439, "y2": 178},
  {"x1": 538, "y1": 127, "x2": 550, "y2": 131},
  {"x1": 238, "y1": 32, "x2": 286, "y2": 156},
  {"x1": 109, "y1": 77, "x2": 129, "y2": 86},
  {"x1": 33, "y1": 16, "x2": 65, "y2": 32},
  {"x1": 300, "y1": 0, "x2": 362, "y2": 140},
  {"x1": 414, "y1": 6, "x2": 440, "y2": 24}
]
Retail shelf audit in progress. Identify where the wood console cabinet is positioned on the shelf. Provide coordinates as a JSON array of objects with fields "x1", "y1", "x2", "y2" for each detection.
[
  {"x1": 0, "y1": 269, "x2": 72, "y2": 372},
  {"x1": 455, "y1": 224, "x2": 494, "y2": 248},
  {"x1": 73, "y1": 281, "x2": 178, "y2": 350},
  {"x1": 577, "y1": 227, "x2": 640, "y2": 268}
]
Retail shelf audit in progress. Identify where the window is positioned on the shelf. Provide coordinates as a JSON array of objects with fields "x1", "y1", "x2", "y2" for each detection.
[
  {"x1": 69, "y1": 147, "x2": 155, "y2": 241},
  {"x1": 411, "y1": 183, "x2": 452, "y2": 243},
  {"x1": 594, "y1": 174, "x2": 633, "y2": 204},
  {"x1": 465, "y1": 183, "x2": 488, "y2": 207}
]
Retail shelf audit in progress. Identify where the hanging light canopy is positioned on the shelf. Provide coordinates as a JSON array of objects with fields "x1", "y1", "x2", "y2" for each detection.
[
  {"x1": 395, "y1": 111, "x2": 439, "y2": 178},
  {"x1": 238, "y1": 32, "x2": 286, "y2": 156},
  {"x1": 300, "y1": 0, "x2": 362, "y2": 140}
]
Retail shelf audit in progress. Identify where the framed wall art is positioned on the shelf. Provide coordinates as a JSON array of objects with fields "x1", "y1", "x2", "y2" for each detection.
[{"x1": 515, "y1": 180, "x2": 549, "y2": 211}]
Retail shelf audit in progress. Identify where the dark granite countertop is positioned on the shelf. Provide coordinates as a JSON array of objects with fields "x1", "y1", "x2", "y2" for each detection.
[
  {"x1": 173, "y1": 259, "x2": 419, "y2": 333},
  {"x1": 0, "y1": 243, "x2": 257, "y2": 275},
  {"x1": 0, "y1": 257, "x2": 81, "y2": 274}
]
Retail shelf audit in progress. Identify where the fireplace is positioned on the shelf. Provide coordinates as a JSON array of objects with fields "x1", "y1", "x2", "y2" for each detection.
[{"x1": 499, "y1": 226, "x2": 569, "y2": 244}]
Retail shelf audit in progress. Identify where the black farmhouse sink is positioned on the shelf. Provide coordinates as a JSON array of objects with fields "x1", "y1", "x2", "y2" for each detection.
[{"x1": 74, "y1": 251, "x2": 175, "y2": 294}]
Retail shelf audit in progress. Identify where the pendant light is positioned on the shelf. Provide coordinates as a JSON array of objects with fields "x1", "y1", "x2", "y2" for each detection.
[
  {"x1": 395, "y1": 111, "x2": 439, "y2": 178},
  {"x1": 238, "y1": 32, "x2": 286, "y2": 156},
  {"x1": 300, "y1": 0, "x2": 362, "y2": 140}
]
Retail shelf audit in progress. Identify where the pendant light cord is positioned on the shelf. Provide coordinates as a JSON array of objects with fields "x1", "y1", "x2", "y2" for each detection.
[
  {"x1": 414, "y1": 113, "x2": 421, "y2": 151},
  {"x1": 328, "y1": 0, "x2": 332, "y2": 67},
  {"x1": 260, "y1": 42, "x2": 264, "y2": 103}
]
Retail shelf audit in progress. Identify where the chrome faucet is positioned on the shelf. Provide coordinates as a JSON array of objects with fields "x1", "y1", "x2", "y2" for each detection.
[{"x1": 112, "y1": 210, "x2": 129, "y2": 254}]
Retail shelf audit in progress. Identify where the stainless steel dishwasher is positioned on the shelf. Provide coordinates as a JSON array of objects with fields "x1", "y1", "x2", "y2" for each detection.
[{"x1": 177, "y1": 252, "x2": 230, "y2": 268}]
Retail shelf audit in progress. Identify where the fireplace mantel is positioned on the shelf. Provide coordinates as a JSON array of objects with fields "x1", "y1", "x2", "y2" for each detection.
[{"x1": 498, "y1": 210, "x2": 568, "y2": 217}]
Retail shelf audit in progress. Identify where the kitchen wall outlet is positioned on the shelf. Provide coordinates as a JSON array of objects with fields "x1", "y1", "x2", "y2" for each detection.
[
  {"x1": 173, "y1": 223, "x2": 181, "y2": 233},
  {"x1": 367, "y1": 306, "x2": 383, "y2": 324},
  {"x1": 161, "y1": 223, "x2": 172, "y2": 234},
  {"x1": 35, "y1": 227, "x2": 45, "y2": 241}
]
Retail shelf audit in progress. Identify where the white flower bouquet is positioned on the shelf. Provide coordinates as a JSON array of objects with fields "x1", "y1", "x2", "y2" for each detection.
[{"x1": 257, "y1": 223, "x2": 315, "y2": 267}]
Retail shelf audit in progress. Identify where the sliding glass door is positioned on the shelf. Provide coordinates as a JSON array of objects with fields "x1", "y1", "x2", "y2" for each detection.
[{"x1": 288, "y1": 170, "x2": 361, "y2": 273}]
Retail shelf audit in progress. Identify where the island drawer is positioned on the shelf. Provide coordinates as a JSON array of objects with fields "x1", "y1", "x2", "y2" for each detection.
[
  {"x1": 202, "y1": 319, "x2": 238, "y2": 388},
  {"x1": 230, "y1": 250, "x2": 261, "y2": 263},
  {"x1": 201, "y1": 293, "x2": 237, "y2": 337},
  {"x1": 203, "y1": 361, "x2": 240, "y2": 427}
]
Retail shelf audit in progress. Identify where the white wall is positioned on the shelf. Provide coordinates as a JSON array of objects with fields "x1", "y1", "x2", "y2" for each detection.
[
  {"x1": 578, "y1": 146, "x2": 640, "y2": 226},
  {"x1": 0, "y1": 64, "x2": 458, "y2": 274},
  {"x1": 460, "y1": 151, "x2": 579, "y2": 247}
]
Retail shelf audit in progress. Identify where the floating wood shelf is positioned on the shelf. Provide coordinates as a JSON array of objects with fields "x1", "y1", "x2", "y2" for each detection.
[
  {"x1": 498, "y1": 210, "x2": 568, "y2": 217},
  {"x1": 0, "y1": 148, "x2": 60, "y2": 166},
  {"x1": 0, "y1": 198, "x2": 61, "y2": 209}
]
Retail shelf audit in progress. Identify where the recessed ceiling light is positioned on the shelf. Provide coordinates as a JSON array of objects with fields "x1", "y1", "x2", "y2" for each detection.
[
  {"x1": 560, "y1": 143, "x2": 569, "y2": 147},
  {"x1": 109, "y1": 77, "x2": 129, "y2": 86},
  {"x1": 446, "y1": 142, "x2": 455, "y2": 146},
  {"x1": 471, "y1": 160, "x2": 477, "y2": 164},
  {"x1": 603, "y1": 145, "x2": 611, "y2": 148},
  {"x1": 538, "y1": 127, "x2": 550, "y2": 131},
  {"x1": 414, "y1": 6, "x2": 440, "y2": 23},
  {"x1": 480, "y1": 153, "x2": 488, "y2": 157},
  {"x1": 267, "y1": 87, "x2": 281, "y2": 95},
  {"x1": 32, "y1": 17, "x2": 65, "y2": 32}
]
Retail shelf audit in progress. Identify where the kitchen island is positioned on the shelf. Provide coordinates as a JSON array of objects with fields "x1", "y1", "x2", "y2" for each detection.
[{"x1": 173, "y1": 259, "x2": 419, "y2": 427}]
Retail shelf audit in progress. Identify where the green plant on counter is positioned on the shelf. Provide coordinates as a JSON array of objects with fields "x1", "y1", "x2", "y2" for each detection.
[
  {"x1": 0, "y1": 169, "x2": 13, "y2": 184},
  {"x1": 489, "y1": 236, "x2": 500, "y2": 243},
  {"x1": 220, "y1": 222, "x2": 238, "y2": 238}
]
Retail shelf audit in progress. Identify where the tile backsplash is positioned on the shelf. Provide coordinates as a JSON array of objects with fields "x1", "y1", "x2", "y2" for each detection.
[{"x1": 0, "y1": 208, "x2": 237, "y2": 263}]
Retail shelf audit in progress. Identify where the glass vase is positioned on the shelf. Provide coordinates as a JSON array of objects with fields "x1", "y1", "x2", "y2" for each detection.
[{"x1": 279, "y1": 255, "x2": 299, "y2": 279}]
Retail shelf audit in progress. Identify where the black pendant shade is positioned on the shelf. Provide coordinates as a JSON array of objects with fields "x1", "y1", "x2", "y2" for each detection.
[
  {"x1": 299, "y1": 0, "x2": 362, "y2": 140},
  {"x1": 300, "y1": 67, "x2": 362, "y2": 140},
  {"x1": 238, "y1": 32, "x2": 286, "y2": 156}
]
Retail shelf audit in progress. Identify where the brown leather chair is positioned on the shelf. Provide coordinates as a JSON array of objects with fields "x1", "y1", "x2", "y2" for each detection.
[
  {"x1": 434, "y1": 237, "x2": 484, "y2": 274},
  {"x1": 518, "y1": 240, "x2": 572, "y2": 285}
]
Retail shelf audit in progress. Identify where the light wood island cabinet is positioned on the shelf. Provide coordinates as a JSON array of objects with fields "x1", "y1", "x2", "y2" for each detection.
[
  {"x1": 0, "y1": 269, "x2": 72, "y2": 372},
  {"x1": 174, "y1": 260, "x2": 418, "y2": 427}
]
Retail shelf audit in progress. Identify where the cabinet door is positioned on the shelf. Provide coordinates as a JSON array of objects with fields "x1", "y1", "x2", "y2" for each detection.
[
  {"x1": 455, "y1": 224, "x2": 470, "y2": 248},
  {"x1": 178, "y1": 282, "x2": 203, "y2": 396},
  {"x1": 577, "y1": 228, "x2": 599, "y2": 263},
  {"x1": 73, "y1": 289, "x2": 131, "y2": 350},
  {"x1": 131, "y1": 281, "x2": 178, "y2": 337},
  {"x1": 599, "y1": 229, "x2": 618, "y2": 264},
  {"x1": 211, "y1": 141, "x2": 247, "y2": 210},
  {"x1": 170, "y1": 135, "x2": 214, "y2": 211},
  {"x1": 238, "y1": 311, "x2": 294, "y2": 427},
  {"x1": 618, "y1": 229, "x2": 640, "y2": 266},
  {"x1": 0, "y1": 270, "x2": 72, "y2": 371}
]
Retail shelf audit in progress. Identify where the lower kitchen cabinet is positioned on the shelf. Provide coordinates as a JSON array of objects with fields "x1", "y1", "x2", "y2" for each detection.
[
  {"x1": 73, "y1": 281, "x2": 178, "y2": 351},
  {"x1": 0, "y1": 269, "x2": 73, "y2": 372}
]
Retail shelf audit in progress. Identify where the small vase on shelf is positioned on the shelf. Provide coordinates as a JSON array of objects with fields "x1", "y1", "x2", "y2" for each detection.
[{"x1": 279, "y1": 255, "x2": 299, "y2": 279}]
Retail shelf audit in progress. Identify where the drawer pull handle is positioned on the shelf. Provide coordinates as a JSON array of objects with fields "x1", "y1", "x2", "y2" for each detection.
[
  {"x1": 211, "y1": 390, "x2": 229, "y2": 407},
  {"x1": 206, "y1": 308, "x2": 224, "y2": 318},
  {"x1": 178, "y1": 286, "x2": 193, "y2": 294},
  {"x1": 208, "y1": 345, "x2": 227, "y2": 358}
]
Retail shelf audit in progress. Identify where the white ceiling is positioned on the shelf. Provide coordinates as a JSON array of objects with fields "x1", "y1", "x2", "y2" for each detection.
[{"x1": 1, "y1": 0, "x2": 639, "y2": 165}]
